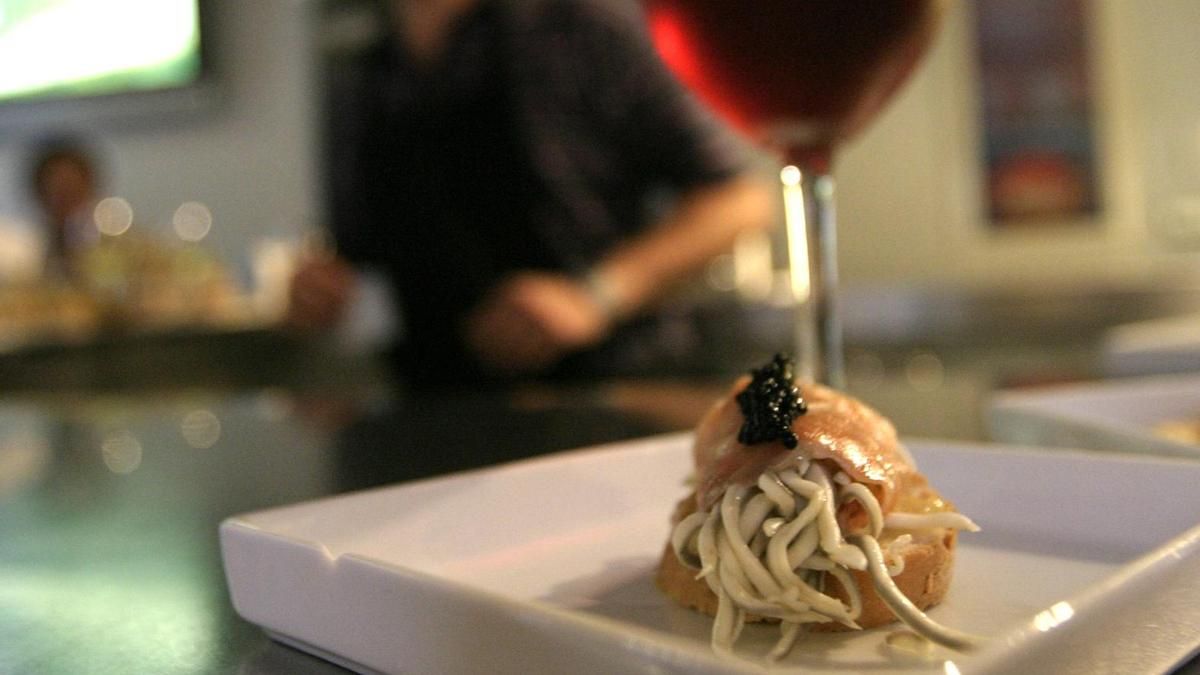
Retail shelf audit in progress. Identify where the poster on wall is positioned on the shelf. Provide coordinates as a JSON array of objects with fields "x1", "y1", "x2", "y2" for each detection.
[{"x1": 974, "y1": 0, "x2": 1100, "y2": 226}]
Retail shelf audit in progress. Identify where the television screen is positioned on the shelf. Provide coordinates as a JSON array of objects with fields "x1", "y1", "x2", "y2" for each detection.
[{"x1": 0, "y1": 0, "x2": 203, "y2": 105}]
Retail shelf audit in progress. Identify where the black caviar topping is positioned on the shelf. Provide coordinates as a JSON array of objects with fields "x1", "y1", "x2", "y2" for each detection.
[{"x1": 736, "y1": 354, "x2": 807, "y2": 449}]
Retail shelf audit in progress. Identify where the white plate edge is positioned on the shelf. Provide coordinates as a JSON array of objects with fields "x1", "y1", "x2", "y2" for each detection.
[{"x1": 960, "y1": 521, "x2": 1200, "y2": 674}]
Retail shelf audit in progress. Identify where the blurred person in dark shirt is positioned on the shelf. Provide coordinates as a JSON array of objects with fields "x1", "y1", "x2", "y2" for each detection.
[{"x1": 287, "y1": 0, "x2": 774, "y2": 386}]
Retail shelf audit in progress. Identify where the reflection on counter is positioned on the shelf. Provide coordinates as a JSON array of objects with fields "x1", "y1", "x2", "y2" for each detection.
[
  {"x1": 0, "y1": 378, "x2": 647, "y2": 672},
  {"x1": 0, "y1": 390, "x2": 344, "y2": 674}
]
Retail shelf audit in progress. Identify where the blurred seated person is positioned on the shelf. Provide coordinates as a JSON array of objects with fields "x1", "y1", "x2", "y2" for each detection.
[
  {"x1": 28, "y1": 137, "x2": 103, "y2": 282},
  {"x1": 287, "y1": 0, "x2": 775, "y2": 386}
]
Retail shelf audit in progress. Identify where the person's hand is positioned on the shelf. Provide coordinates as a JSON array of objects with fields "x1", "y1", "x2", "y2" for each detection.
[
  {"x1": 464, "y1": 272, "x2": 613, "y2": 374},
  {"x1": 284, "y1": 255, "x2": 357, "y2": 331}
]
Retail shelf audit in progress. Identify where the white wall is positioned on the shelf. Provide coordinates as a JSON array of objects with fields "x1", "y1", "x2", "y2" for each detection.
[
  {"x1": 2, "y1": 0, "x2": 1197, "y2": 296},
  {"x1": 834, "y1": 0, "x2": 1200, "y2": 291},
  {"x1": 0, "y1": 0, "x2": 320, "y2": 284}
]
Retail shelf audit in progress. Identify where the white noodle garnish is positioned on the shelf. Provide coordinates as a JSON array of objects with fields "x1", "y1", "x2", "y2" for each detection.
[
  {"x1": 712, "y1": 581, "x2": 738, "y2": 654},
  {"x1": 840, "y1": 482, "x2": 884, "y2": 537},
  {"x1": 885, "y1": 512, "x2": 980, "y2": 532},
  {"x1": 762, "y1": 517, "x2": 785, "y2": 537},
  {"x1": 695, "y1": 508, "x2": 720, "y2": 589},
  {"x1": 785, "y1": 524, "x2": 820, "y2": 569},
  {"x1": 854, "y1": 534, "x2": 986, "y2": 651},
  {"x1": 824, "y1": 565, "x2": 863, "y2": 619},
  {"x1": 766, "y1": 621, "x2": 801, "y2": 663},
  {"x1": 763, "y1": 490, "x2": 849, "y2": 621},
  {"x1": 805, "y1": 463, "x2": 868, "y2": 570},
  {"x1": 670, "y1": 511, "x2": 708, "y2": 568},
  {"x1": 740, "y1": 493, "x2": 777, "y2": 539},
  {"x1": 757, "y1": 472, "x2": 795, "y2": 516},
  {"x1": 720, "y1": 486, "x2": 783, "y2": 598},
  {"x1": 669, "y1": 457, "x2": 983, "y2": 661}
]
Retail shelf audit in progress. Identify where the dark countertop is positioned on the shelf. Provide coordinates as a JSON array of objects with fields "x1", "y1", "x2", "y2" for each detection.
[
  {"x1": 2, "y1": 301, "x2": 1199, "y2": 673},
  {"x1": 0, "y1": 381, "x2": 696, "y2": 675}
]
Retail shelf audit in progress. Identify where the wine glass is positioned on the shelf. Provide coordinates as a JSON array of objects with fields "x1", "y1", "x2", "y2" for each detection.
[{"x1": 646, "y1": 0, "x2": 946, "y2": 387}]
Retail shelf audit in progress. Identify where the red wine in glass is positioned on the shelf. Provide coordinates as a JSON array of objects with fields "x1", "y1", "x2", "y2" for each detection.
[{"x1": 647, "y1": 0, "x2": 945, "y2": 386}]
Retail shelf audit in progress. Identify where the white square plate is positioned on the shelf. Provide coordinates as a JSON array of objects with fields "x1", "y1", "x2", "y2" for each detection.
[
  {"x1": 220, "y1": 434, "x2": 1200, "y2": 674},
  {"x1": 988, "y1": 374, "x2": 1200, "y2": 458}
]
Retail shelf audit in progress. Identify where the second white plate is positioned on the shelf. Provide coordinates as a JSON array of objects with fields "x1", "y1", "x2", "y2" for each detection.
[{"x1": 988, "y1": 373, "x2": 1200, "y2": 458}]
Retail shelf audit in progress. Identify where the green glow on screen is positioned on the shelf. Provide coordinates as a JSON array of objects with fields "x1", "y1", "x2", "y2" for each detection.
[{"x1": 0, "y1": 0, "x2": 201, "y2": 103}]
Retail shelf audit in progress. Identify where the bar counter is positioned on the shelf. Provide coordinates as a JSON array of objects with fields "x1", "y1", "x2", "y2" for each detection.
[
  {"x1": 2, "y1": 366, "x2": 727, "y2": 674},
  {"x1": 3, "y1": 297, "x2": 1200, "y2": 673}
]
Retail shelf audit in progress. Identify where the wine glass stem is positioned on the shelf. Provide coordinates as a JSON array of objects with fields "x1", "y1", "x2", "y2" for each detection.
[
  {"x1": 810, "y1": 169, "x2": 844, "y2": 389},
  {"x1": 782, "y1": 163, "x2": 844, "y2": 388}
]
